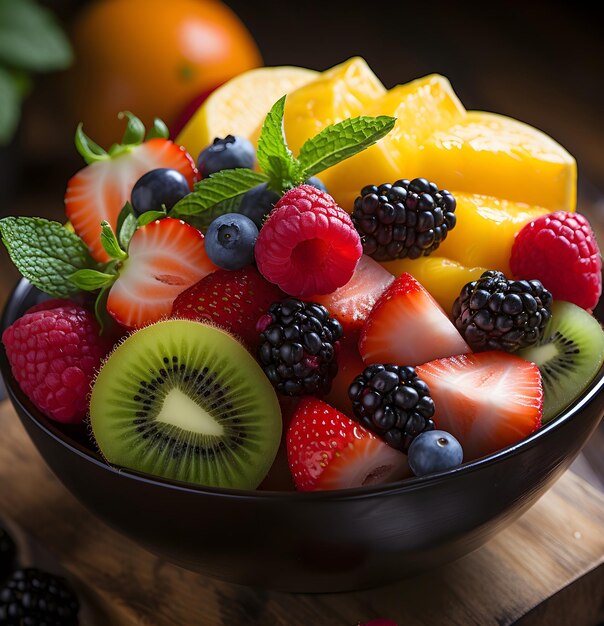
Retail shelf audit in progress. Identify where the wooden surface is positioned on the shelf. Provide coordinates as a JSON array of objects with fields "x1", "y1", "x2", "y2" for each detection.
[{"x1": 0, "y1": 400, "x2": 603, "y2": 626}]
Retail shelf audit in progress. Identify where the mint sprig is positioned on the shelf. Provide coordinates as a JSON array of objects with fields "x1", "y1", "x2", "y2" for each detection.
[{"x1": 0, "y1": 216, "x2": 96, "y2": 298}]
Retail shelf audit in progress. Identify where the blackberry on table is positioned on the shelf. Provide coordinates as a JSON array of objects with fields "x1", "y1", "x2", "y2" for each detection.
[
  {"x1": 0, "y1": 568, "x2": 80, "y2": 626},
  {"x1": 0, "y1": 527, "x2": 15, "y2": 582},
  {"x1": 348, "y1": 364, "x2": 435, "y2": 452},
  {"x1": 452, "y1": 270, "x2": 553, "y2": 352},
  {"x1": 352, "y1": 177, "x2": 457, "y2": 261},
  {"x1": 258, "y1": 299, "x2": 343, "y2": 396}
]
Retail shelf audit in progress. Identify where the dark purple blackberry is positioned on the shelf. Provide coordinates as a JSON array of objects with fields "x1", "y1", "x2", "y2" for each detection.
[
  {"x1": 452, "y1": 270, "x2": 553, "y2": 352},
  {"x1": 258, "y1": 299, "x2": 343, "y2": 396},
  {"x1": 0, "y1": 568, "x2": 79, "y2": 625},
  {"x1": 348, "y1": 364, "x2": 435, "y2": 452},
  {"x1": 351, "y1": 177, "x2": 456, "y2": 261},
  {"x1": 0, "y1": 527, "x2": 15, "y2": 582}
]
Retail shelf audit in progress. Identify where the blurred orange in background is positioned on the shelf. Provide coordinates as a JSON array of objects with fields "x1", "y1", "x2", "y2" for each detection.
[{"x1": 65, "y1": 0, "x2": 262, "y2": 146}]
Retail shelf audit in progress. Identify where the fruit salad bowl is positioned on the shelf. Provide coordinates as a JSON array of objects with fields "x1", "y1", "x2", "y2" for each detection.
[{"x1": 3, "y1": 280, "x2": 603, "y2": 593}]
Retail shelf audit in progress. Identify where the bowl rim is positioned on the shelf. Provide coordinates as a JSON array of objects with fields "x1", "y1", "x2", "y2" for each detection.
[{"x1": 2, "y1": 278, "x2": 604, "y2": 502}]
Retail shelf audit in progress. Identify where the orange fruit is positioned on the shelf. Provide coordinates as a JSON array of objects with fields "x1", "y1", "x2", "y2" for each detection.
[{"x1": 66, "y1": 0, "x2": 262, "y2": 146}]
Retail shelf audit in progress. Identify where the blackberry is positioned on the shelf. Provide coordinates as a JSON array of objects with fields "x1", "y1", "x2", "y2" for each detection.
[
  {"x1": 452, "y1": 270, "x2": 553, "y2": 352},
  {"x1": 0, "y1": 527, "x2": 15, "y2": 582},
  {"x1": 258, "y1": 299, "x2": 343, "y2": 396},
  {"x1": 348, "y1": 364, "x2": 435, "y2": 452},
  {"x1": 352, "y1": 177, "x2": 456, "y2": 261},
  {"x1": 0, "y1": 568, "x2": 79, "y2": 626}
]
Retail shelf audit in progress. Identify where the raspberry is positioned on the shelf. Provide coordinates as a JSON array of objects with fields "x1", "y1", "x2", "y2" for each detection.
[
  {"x1": 510, "y1": 211, "x2": 602, "y2": 310},
  {"x1": 2, "y1": 300, "x2": 112, "y2": 424},
  {"x1": 254, "y1": 184, "x2": 362, "y2": 297}
]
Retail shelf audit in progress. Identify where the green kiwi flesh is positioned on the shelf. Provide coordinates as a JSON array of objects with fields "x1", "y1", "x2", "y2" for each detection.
[
  {"x1": 90, "y1": 320, "x2": 282, "y2": 490},
  {"x1": 518, "y1": 301, "x2": 604, "y2": 423}
]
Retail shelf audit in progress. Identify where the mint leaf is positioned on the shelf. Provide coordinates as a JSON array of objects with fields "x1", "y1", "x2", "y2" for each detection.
[
  {"x1": 0, "y1": 0, "x2": 72, "y2": 72},
  {"x1": 0, "y1": 67, "x2": 21, "y2": 145},
  {"x1": 170, "y1": 169, "x2": 268, "y2": 228},
  {"x1": 256, "y1": 95, "x2": 302, "y2": 191},
  {"x1": 138, "y1": 210, "x2": 166, "y2": 227},
  {"x1": 100, "y1": 221, "x2": 127, "y2": 260},
  {"x1": 0, "y1": 216, "x2": 95, "y2": 297},
  {"x1": 298, "y1": 115, "x2": 396, "y2": 178},
  {"x1": 69, "y1": 269, "x2": 115, "y2": 292}
]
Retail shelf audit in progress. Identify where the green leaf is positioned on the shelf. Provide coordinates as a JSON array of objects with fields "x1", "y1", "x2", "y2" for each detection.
[
  {"x1": 100, "y1": 221, "x2": 127, "y2": 260},
  {"x1": 170, "y1": 169, "x2": 268, "y2": 228},
  {"x1": 118, "y1": 111, "x2": 145, "y2": 146},
  {"x1": 145, "y1": 117, "x2": 169, "y2": 140},
  {"x1": 0, "y1": 216, "x2": 96, "y2": 297},
  {"x1": 94, "y1": 284, "x2": 114, "y2": 335},
  {"x1": 69, "y1": 269, "x2": 116, "y2": 292},
  {"x1": 256, "y1": 95, "x2": 301, "y2": 190},
  {"x1": 298, "y1": 115, "x2": 397, "y2": 178},
  {"x1": 137, "y1": 210, "x2": 166, "y2": 227},
  {"x1": 75, "y1": 123, "x2": 108, "y2": 164},
  {"x1": 0, "y1": 67, "x2": 21, "y2": 145},
  {"x1": 0, "y1": 0, "x2": 72, "y2": 72},
  {"x1": 116, "y1": 202, "x2": 135, "y2": 240}
]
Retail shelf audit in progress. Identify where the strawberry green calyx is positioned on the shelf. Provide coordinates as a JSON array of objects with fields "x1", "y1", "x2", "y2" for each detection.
[{"x1": 74, "y1": 112, "x2": 170, "y2": 165}]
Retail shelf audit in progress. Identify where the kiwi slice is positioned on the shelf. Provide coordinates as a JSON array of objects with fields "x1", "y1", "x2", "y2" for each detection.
[
  {"x1": 518, "y1": 301, "x2": 604, "y2": 423},
  {"x1": 90, "y1": 320, "x2": 282, "y2": 490}
]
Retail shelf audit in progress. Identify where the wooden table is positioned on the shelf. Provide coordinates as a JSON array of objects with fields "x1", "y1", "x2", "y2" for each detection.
[{"x1": 0, "y1": 399, "x2": 603, "y2": 626}]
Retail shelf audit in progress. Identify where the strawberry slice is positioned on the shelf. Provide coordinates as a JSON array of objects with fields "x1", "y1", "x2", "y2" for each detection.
[
  {"x1": 171, "y1": 266, "x2": 284, "y2": 350},
  {"x1": 416, "y1": 352, "x2": 543, "y2": 460},
  {"x1": 106, "y1": 218, "x2": 216, "y2": 329},
  {"x1": 65, "y1": 138, "x2": 197, "y2": 262},
  {"x1": 359, "y1": 273, "x2": 470, "y2": 366},
  {"x1": 287, "y1": 397, "x2": 410, "y2": 491},
  {"x1": 309, "y1": 255, "x2": 394, "y2": 335},
  {"x1": 324, "y1": 334, "x2": 366, "y2": 417}
]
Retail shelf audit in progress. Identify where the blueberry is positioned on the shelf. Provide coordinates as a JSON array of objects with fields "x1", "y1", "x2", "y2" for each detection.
[
  {"x1": 205, "y1": 213, "x2": 258, "y2": 270},
  {"x1": 131, "y1": 168, "x2": 190, "y2": 216},
  {"x1": 197, "y1": 135, "x2": 256, "y2": 178},
  {"x1": 239, "y1": 183, "x2": 280, "y2": 228},
  {"x1": 305, "y1": 176, "x2": 328, "y2": 193},
  {"x1": 407, "y1": 430, "x2": 463, "y2": 477}
]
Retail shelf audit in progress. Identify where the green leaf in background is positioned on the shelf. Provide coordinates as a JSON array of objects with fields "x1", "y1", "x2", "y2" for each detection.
[
  {"x1": 100, "y1": 221, "x2": 127, "y2": 261},
  {"x1": 0, "y1": 67, "x2": 20, "y2": 145},
  {"x1": 0, "y1": 216, "x2": 96, "y2": 298},
  {"x1": 0, "y1": 0, "x2": 72, "y2": 71},
  {"x1": 256, "y1": 95, "x2": 302, "y2": 190},
  {"x1": 170, "y1": 168, "x2": 268, "y2": 228},
  {"x1": 69, "y1": 268, "x2": 115, "y2": 292},
  {"x1": 297, "y1": 115, "x2": 397, "y2": 178}
]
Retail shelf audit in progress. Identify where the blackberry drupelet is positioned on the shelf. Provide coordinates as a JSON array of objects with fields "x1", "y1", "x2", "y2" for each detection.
[
  {"x1": 257, "y1": 299, "x2": 343, "y2": 396},
  {"x1": 0, "y1": 527, "x2": 15, "y2": 582},
  {"x1": 351, "y1": 178, "x2": 457, "y2": 261},
  {"x1": 452, "y1": 270, "x2": 553, "y2": 352},
  {"x1": 0, "y1": 568, "x2": 80, "y2": 625},
  {"x1": 348, "y1": 364, "x2": 435, "y2": 452}
]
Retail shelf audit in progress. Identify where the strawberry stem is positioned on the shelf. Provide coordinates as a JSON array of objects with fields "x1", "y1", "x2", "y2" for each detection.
[
  {"x1": 118, "y1": 111, "x2": 145, "y2": 146},
  {"x1": 145, "y1": 117, "x2": 170, "y2": 140},
  {"x1": 75, "y1": 123, "x2": 108, "y2": 164}
]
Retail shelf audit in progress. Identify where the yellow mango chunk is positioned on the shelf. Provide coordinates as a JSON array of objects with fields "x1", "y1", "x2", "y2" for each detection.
[
  {"x1": 321, "y1": 74, "x2": 466, "y2": 211},
  {"x1": 436, "y1": 193, "x2": 550, "y2": 276},
  {"x1": 381, "y1": 256, "x2": 487, "y2": 314},
  {"x1": 420, "y1": 111, "x2": 576, "y2": 212},
  {"x1": 281, "y1": 57, "x2": 386, "y2": 156}
]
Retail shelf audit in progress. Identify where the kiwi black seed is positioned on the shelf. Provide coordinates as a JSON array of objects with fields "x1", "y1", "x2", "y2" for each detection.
[
  {"x1": 518, "y1": 300, "x2": 604, "y2": 423},
  {"x1": 90, "y1": 320, "x2": 282, "y2": 489}
]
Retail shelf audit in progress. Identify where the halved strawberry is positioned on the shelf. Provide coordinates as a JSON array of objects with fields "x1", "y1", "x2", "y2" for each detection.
[
  {"x1": 106, "y1": 218, "x2": 216, "y2": 329},
  {"x1": 359, "y1": 273, "x2": 470, "y2": 366},
  {"x1": 287, "y1": 397, "x2": 410, "y2": 491},
  {"x1": 324, "y1": 334, "x2": 366, "y2": 417},
  {"x1": 416, "y1": 352, "x2": 543, "y2": 461},
  {"x1": 308, "y1": 255, "x2": 394, "y2": 335},
  {"x1": 171, "y1": 266, "x2": 284, "y2": 350},
  {"x1": 65, "y1": 138, "x2": 197, "y2": 262}
]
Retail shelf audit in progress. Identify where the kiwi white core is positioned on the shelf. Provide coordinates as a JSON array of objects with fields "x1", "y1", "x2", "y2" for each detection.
[{"x1": 156, "y1": 388, "x2": 224, "y2": 436}]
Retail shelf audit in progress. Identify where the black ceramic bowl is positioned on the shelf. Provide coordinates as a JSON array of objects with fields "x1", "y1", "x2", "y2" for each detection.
[{"x1": 2, "y1": 279, "x2": 604, "y2": 592}]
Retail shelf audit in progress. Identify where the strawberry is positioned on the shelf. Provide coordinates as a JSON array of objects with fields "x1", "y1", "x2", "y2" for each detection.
[
  {"x1": 309, "y1": 255, "x2": 394, "y2": 335},
  {"x1": 416, "y1": 352, "x2": 543, "y2": 460},
  {"x1": 324, "y1": 334, "x2": 365, "y2": 417},
  {"x1": 65, "y1": 135, "x2": 197, "y2": 263},
  {"x1": 106, "y1": 218, "x2": 216, "y2": 329},
  {"x1": 359, "y1": 273, "x2": 470, "y2": 366},
  {"x1": 171, "y1": 266, "x2": 284, "y2": 350},
  {"x1": 286, "y1": 397, "x2": 410, "y2": 491}
]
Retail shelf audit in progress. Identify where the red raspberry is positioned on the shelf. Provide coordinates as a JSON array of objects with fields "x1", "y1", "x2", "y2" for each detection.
[
  {"x1": 254, "y1": 184, "x2": 362, "y2": 297},
  {"x1": 510, "y1": 211, "x2": 601, "y2": 310},
  {"x1": 2, "y1": 300, "x2": 112, "y2": 424}
]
